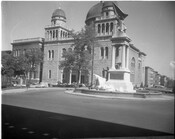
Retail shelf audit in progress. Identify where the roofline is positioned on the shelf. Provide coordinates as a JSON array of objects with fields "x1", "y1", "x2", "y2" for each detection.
[
  {"x1": 129, "y1": 44, "x2": 146, "y2": 56},
  {"x1": 11, "y1": 37, "x2": 44, "y2": 45}
]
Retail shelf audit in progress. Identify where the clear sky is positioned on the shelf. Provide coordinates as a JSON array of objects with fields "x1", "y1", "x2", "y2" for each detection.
[{"x1": 1, "y1": 1, "x2": 175, "y2": 79}]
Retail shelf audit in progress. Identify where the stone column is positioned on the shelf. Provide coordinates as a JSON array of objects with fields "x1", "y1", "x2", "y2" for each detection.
[
  {"x1": 45, "y1": 31, "x2": 47, "y2": 40},
  {"x1": 126, "y1": 46, "x2": 129, "y2": 69},
  {"x1": 111, "y1": 46, "x2": 116, "y2": 69},
  {"x1": 69, "y1": 69, "x2": 72, "y2": 84},
  {"x1": 122, "y1": 45, "x2": 126, "y2": 69},
  {"x1": 47, "y1": 31, "x2": 50, "y2": 40}
]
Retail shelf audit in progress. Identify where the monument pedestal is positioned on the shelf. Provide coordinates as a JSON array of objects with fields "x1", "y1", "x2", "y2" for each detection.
[{"x1": 106, "y1": 68, "x2": 136, "y2": 92}]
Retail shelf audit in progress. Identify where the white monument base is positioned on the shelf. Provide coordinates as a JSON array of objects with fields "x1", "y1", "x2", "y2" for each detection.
[
  {"x1": 106, "y1": 68, "x2": 136, "y2": 93},
  {"x1": 106, "y1": 80, "x2": 136, "y2": 93}
]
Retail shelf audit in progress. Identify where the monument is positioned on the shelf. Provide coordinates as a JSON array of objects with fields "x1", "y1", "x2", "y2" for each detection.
[{"x1": 105, "y1": 2, "x2": 135, "y2": 92}]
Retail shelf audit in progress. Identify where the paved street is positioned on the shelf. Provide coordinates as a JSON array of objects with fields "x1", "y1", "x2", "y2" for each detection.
[{"x1": 2, "y1": 88, "x2": 174, "y2": 138}]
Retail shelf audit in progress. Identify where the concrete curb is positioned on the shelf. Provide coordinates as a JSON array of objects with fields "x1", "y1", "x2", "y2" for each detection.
[
  {"x1": 65, "y1": 90, "x2": 174, "y2": 100},
  {"x1": 1, "y1": 87, "x2": 73, "y2": 94},
  {"x1": 1, "y1": 88, "x2": 42, "y2": 94}
]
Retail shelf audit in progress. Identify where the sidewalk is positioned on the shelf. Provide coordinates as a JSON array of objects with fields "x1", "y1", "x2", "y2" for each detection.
[
  {"x1": 1, "y1": 87, "x2": 73, "y2": 94},
  {"x1": 1, "y1": 87, "x2": 43, "y2": 94}
]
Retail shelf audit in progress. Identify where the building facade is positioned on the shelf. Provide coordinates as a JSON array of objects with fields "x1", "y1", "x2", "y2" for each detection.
[
  {"x1": 11, "y1": 1, "x2": 147, "y2": 87},
  {"x1": 11, "y1": 37, "x2": 44, "y2": 84}
]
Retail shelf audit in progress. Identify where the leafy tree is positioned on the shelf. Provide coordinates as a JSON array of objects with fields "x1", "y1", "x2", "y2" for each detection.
[
  {"x1": 20, "y1": 48, "x2": 44, "y2": 85},
  {"x1": 59, "y1": 23, "x2": 99, "y2": 86},
  {"x1": 2, "y1": 48, "x2": 43, "y2": 87},
  {"x1": 2, "y1": 52, "x2": 15, "y2": 76}
]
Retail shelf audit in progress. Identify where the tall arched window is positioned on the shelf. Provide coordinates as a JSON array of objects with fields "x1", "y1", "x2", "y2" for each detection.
[
  {"x1": 52, "y1": 50, "x2": 54, "y2": 59},
  {"x1": 48, "y1": 50, "x2": 51, "y2": 60},
  {"x1": 105, "y1": 47, "x2": 108, "y2": 58},
  {"x1": 106, "y1": 23, "x2": 109, "y2": 34},
  {"x1": 56, "y1": 30, "x2": 58, "y2": 38},
  {"x1": 130, "y1": 57, "x2": 136, "y2": 83},
  {"x1": 98, "y1": 24, "x2": 101, "y2": 34},
  {"x1": 61, "y1": 30, "x2": 62, "y2": 38},
  {"x1": 48, "y1": 70, "x2": 51, "y2": 79},
  {"x1": 47, "y1": 31, "x2": 49, "y2": 39},
  {"x1": 62, "y1": 32, "x2": 64, "y2": 38},
  {"x1": 101, "y1": 47, "x2": 104, "y2": 59},
  {"x1": 53, "y1": 30, "x2": 55, "y2": 39},
  {"x1": 102, "y1": 24, "x2": 105, "y2": 34},
  {"x1": 106, "y1": 12, "x2": 109, "y2": 18},
  {"x1": 110, "y1": 22, "x2": 113, "y2": 33},
  {"x1": 50, "y1": 31, "x2": 52, "y2": 39}
]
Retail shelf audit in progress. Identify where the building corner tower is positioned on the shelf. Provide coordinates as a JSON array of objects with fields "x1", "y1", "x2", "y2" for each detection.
[{"x1": 106, "y1": 2, "x2": 135, "y2": 92}]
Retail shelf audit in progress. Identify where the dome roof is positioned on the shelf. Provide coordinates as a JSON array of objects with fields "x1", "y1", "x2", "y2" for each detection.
[
  {"x1": 85, "y1": 2, "x2": 103, "y2": 23},
  {"x1": 85, "y1": 1, "x2": 124, "y2": 24},
  {"x1": 103, "y1": 1, "x2": 118, "y2": 8},
  {"x1": 52, "y1": 8, "x2": 66, "y2": 19}
]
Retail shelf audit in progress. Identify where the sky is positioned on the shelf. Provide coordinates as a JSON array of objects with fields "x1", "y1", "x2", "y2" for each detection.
[{"x1": 1, "y1": 1, "x2": 175, "y2": 79}]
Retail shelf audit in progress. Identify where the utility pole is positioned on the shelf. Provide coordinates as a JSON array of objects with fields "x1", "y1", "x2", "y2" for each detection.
[{"x1": 91, "y1": 43, "x2": 94, "y2": 89}]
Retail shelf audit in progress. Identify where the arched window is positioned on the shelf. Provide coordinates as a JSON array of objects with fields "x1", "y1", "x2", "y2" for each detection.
[
  {"x1": 130, "y1": 57, "x2": 136, "y2": 83},
  {"x1": 48, "y1": 70, "x2": 51, "y2": 79},
  {"x1": 48, "y1": 50, "x2": 51, "y2": 60},
  {"x1": 61, "y1": 30, "x2": 62, "y2": 38},
  {"x1": 50, "y1": 31, "x2": 52, "y2": 39},
  {"x1": 56, "y1": 30, "x2": 58, "y2": 38},
  {"x1": 106, "y1": 23, "x2": 109, "y2": 34},
  {"x1": 101, "y1": 47, "x2": 104, "y2": 58},
  {"x1": 106, "y1": 12, "x2": 109, "y2": 18},
  {"x1": 98, "y1": 24, "x2": 101, "y2": 34},
  {"x1": 116, "y1": 47, "x2": 119, "y2": 57},
  {"x1": 47, "y1": 31, "x2": 49, "y2": 39},
  {"x1": 53, "y1": 30, "x2": 55, "y2": 39},
  {"x1": 102, "y1": 24, "x2": 105, "y2": 34},
  {"x1": 52, "y1": 50, "x2": 54, "y2": 59},
  {"x1": 110, "y1": 22, "x2": 113, "y2": 33},
  {"x1": 105, "y1": 47, "x2": 108, "y2": 58}
]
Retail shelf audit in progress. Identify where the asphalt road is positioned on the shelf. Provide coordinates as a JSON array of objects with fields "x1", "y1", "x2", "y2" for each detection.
[{"x1": 2, "y1": 88, "x2": 174, "y2": 138}]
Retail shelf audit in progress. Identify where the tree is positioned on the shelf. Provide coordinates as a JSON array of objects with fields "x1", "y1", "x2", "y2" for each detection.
[
  {"x1": 20, "y1": 48, "x2": 44, "y2": 85},
  {"x1": 59, "y1": 23, "x2": 99, "y2": 86},
  {"x1": 1, "y1": 48, "x2": 44, "y2": 87},
  {"x1": 1, "y1": 52, "x2": 16, "y2": 87}
]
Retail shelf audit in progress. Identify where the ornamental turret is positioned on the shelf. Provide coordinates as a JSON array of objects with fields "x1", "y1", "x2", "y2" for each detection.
[{"x1": 51, "y1": 7, "x2": 66, "y2": 27}]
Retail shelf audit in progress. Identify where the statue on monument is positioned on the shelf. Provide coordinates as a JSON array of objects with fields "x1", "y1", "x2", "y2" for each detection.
[{"x1": 112, "y1": 2, "x2": 128, "y2": 35}]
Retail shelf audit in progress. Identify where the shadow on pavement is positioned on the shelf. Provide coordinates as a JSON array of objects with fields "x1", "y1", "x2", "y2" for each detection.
[{"x1": 2, "y1": 104, "x2": 173, "y2": 139}]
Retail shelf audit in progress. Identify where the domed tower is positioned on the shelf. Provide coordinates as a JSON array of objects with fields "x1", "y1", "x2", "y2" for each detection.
[
  {"x1": 85, "y1": 1, "x2": 135, "y2": 92},
  {"x1": 85, "y1": 1, "x2": 124, "y2": 37},
  {"x1": 85, "y1": 1, "x2": 118, "y2": 25},
  {"x1": 51, "y1": 7, "x2": 66, "y2": 27},
  {"x1": 45, "y1": 7, "x2": 70, "y2": 41}
]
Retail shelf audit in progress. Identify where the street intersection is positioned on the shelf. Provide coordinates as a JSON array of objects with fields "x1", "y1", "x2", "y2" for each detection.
[{"x1": 2, "y1": 88, "x2": 174, "y2": 138}]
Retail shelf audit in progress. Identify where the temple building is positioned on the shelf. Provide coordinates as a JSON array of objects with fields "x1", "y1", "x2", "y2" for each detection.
[{"x1": 11, "y1": 1, "x2": 146, "y2": 87}]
